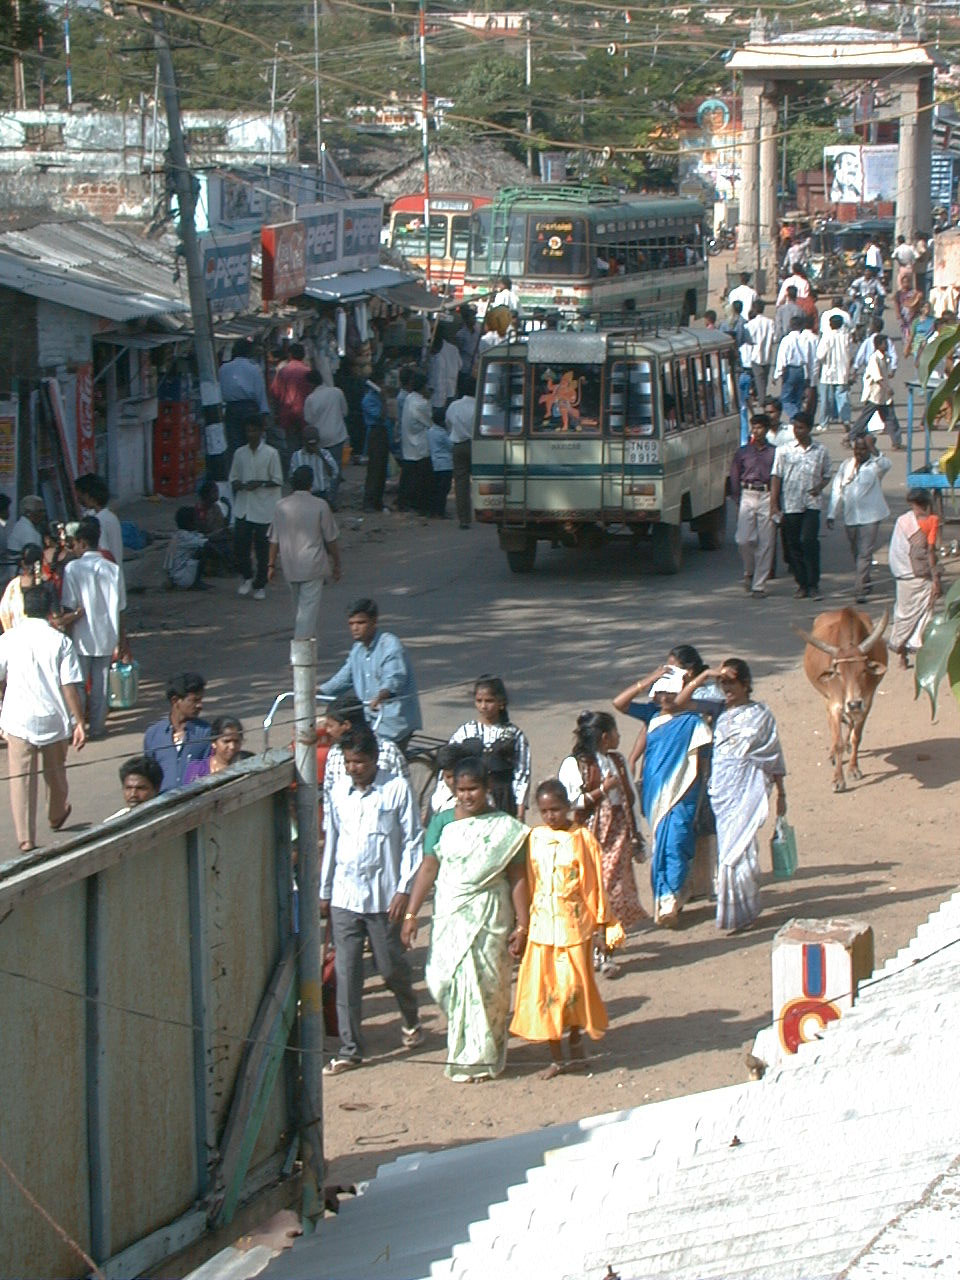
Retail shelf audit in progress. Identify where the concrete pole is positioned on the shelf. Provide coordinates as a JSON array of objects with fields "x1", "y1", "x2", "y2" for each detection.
[
  {"x1": 759, "y1": 84, "x2": 779, "y2": 296},
  {"x1": 290, "y1": 637, "x2": 325, "y2": 1218},
  {"x1": 916, "y1": 72, "x2": 934, "y2": 235},
  {"x1": 896, "y1": 78, "x2": 919, "y2": 243},
  {"x1": 151, "y1": 13, "x2": 224, "y2": 460},
  {"x1": 738, "y1": 78, "x2": 761, "y2": 282},
  {"x1": 525, "y1": 17, "x2": 533, "y2": 175}
]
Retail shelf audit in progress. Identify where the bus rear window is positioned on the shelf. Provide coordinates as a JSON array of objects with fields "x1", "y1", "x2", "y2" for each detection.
[
  {"x1": 608, "y1": 362, "x2": 654, "y2": 436},
  {"x1": 479, "y1": 361, "x2": 525, "y2": 436},
  {"x1": 392, "y1": 212, "x2": 447, "y2": 257},
  {"x1": 527, "y1": 216, "x2": 587, "y2": 277},
  {"x1": 533, "y1": 364, "x2": 601, "y2": 433}
]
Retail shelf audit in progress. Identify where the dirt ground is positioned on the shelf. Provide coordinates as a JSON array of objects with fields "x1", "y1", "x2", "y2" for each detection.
[{"x1": 4, "y1": 254, "x2": 958, "y2": 1204}]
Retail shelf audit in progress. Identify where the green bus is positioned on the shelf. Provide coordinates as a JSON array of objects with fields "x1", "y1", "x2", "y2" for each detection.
[
  {"x1": 463, "y1": 185, "x2": 708, "y2": 325},
  {"x1": 471, "y1": 327, "x2": 739, "y2": 575}
]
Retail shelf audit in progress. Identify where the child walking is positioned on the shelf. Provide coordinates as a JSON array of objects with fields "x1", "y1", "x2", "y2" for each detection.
[{"x1": 510, "y1": 779, "x2": 622, "y2": 1079}]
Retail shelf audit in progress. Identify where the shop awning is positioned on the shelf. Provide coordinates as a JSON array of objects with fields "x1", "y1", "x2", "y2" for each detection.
[
  {"x1": 304, "y1": 266, "x2": 419, "y2": 304},
  {"x1": 370, "y1": 279, "x2": 445, "y2": 312},
  {"x1": 95, "y1": 332, "x2": 190, "y2": 349}
]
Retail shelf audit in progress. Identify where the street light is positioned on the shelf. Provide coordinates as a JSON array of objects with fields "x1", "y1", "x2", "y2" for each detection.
[{"x1": 268, "y1": 40, "x2": 292, "y2": 177}]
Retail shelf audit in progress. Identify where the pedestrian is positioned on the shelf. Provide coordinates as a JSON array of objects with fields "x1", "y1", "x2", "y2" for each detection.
[
  {"x1": 453, "y1": 303, "x2": 481, "y2": 392},
  {"x1": 182, "y1": 716, "x2": 245, "y2": 783},
  {"x1": 321, "y1": 724, "x2": 424, "y2": 1076},
  {"x1": 774, "y1": 285, "x2": 804, "y2": 343},
  {"x1": 75, "y1": 473, "x2": 124, "y2": 571},
  {"x1": 747, "y1": 301, "x2": 775, "y2": 405},
  {"x1": 111, "y1": 754, "x2": 163, "y2": 816},
  {"x1": 510, "y1": 777, "x2": 619, "y2": 1079},
  {"x1": 827, "y1": 435, "x2": 891, "y2": 602},
  {"x1": 428, "y1": 329, "x2": 460, "y2": 425},
  {"x1": 675, "y1": 659, "x2": 786, "y2": 934},
  {"x1": 360, "y1": 379, "x2": 391, "y2": 513},
  {"x1": 853, "y1": 319, "x2": 897, "y2": 377},
  {"x1": 60, "y1": 516, "x2": 126, "y2": 740},
  {"x1": 559, "y1": 711, "x2": 645, "y2": 976},
  {"x1": 143, "y1": 672, "x2": 211, "y2": 792},
  {"x1": 493, "y1": 274, "x2": 522, "y2": 316},
  {"x1": 321, "y1": 695, "x2": 409, "y2": 813},
  {"x1": 776, "y1": 264, "x2": 816, "y2": 318},
  {"x1": 914, "y1": 230, "x2": 931, "y2": 296},
  {"x1": 730, "y1": 413, "x2": 776, "y2": 597},
  {"x1": 864, "y1": 235, "x2": 884, "y2": 274},
  {"x1": 446, "y1": 376, "x2": 476, "y2": 530},
  {"x1": 5, "y1": 494, "x2": 46, "y2": 567},
  {"x1": 819, "y1": 296, "x2": 853, "y2": 336},
  {"x1": 764, "y1": 394, "x2": 793, "y2": 448},
  {"x1": 302, "y1": 372, "x2": 350, "y2": 502},
  {"x1": 774, "y1": 315, "x2": 817, "y2": 420},
  {"x1": 398, "y1": 370, "x2": 433, "y2": 516},
  {"x1": 319, "y1": 598, "x2": 422, "y2": 748},
  {"x1": 850, "y1": 333, "x2": 903, "y2": 449},
  {"x1": 724, "y1": 300, "x2": 753, "y2": 445},
  {"x1": 892, "y1": 234, "x2": 917, "y2": 291},
  {"x1": 431, "y1": 675, "x2": 532, "y2": 819},
  {"x1": 289, "y1": 425, "x2": 338, "y2": 502},
  {"x1": 703, "y1": 309, "x2": 717, "y2": 329},
  {"x1": 816, "y1": 313, "x2": 853, "y2": 432},
  {"x1": 770, "y1": 411, "x2": 832, "y2": 600},
  {"x1": 0, "y1": 543, "x2": 55, "y2": 631},
  {"x1": 267, "y1": 465, "x2": 341, "y2": 640},
  {"x1": 888, "y1": 489, "x2": 942, "y2": 669},
  {"x1": 0, "y1": 585, "x2": 86, "y2": 851},
  {"x1": 727, "y1": 271, "x2": 758, "y2": 317},
  {"x1": 219, "y1": 338, "x2": 271, "y2": 468},
  {"x1": 401, "y1": 754, "x2": 528, "y2": 1082},
  {"x1": 427, "y1": 415, "x2": 453, "y2": 518},
  {"x1": 229, "y1": 414, "x2": 282, "y2": 601},
  {"x1": 269, "y1": 340, "x2": 312, "y2": 456}
]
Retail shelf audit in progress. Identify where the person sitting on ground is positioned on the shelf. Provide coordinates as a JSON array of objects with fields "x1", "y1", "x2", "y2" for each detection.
[
  {"x1": 143, "y1": 671, "x2": 211, "y2": 792},
  {"x1": 194, "y1": 479, "x2": 234, "y2": 575},
  {"x1": 510, "y1": 777, "x2": 620, "y2": 1079},
  {"x1": 164, "y1": 506, "x2": 208, "y2": 590},
  {"x1": 182, "y1": 716, "x2": 245, "y2": 783},
  {"x1": 108, "y1": 754, "x2": 164, "y2": 817}
]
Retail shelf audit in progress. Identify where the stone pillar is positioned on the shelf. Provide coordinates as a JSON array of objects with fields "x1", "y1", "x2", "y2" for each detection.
[
  {"x1": 896, "y1": 78, "x2": 919, "y2": 243},
  {"x1": 916, "y1": 72, "x2": 934, "y2": 235},
  {"x1": 738, "y1": 78, "x2": 761, "y2": 280},
  {"x1": 759, "y1": 83, "x2": 780, "y2": 296}
]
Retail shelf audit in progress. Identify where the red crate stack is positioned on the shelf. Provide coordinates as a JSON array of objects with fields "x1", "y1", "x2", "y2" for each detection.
[{"x1": 153, "y1": 400, "x2": 201, "y2": 497}]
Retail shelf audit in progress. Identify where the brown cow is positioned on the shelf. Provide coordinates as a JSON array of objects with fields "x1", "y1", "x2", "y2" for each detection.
[{"x1": 796, "y1": 607, "x2": 889, "y2": 792}]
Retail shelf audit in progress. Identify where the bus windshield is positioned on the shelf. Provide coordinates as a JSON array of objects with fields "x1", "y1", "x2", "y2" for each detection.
[
  {"x1": 533, "y1": 364, "x2": 602, "y2": 434},
  {"x1": 391, "y1": 212, "x2": 448, "y2": 257},
  {"x1": 527, "y1": 215, "x2": 588, "y2": 277}
]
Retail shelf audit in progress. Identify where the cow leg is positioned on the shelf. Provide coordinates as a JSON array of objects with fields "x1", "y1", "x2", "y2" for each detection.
[
  {"x1": 828, "y1": 704, "x2": 846, "y2": 791},
  {"x1": 848, "y1": 717, "x2": 865, "y2": 780}
]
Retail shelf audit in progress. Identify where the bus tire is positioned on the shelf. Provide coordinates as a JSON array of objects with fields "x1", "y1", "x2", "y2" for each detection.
[
  {"x1": 696, "y1": 503, "x2": 726, "y2": 550},
  {"x1": 651, "y1": 523, "x2": 683, "y2": 574},
  {"x1": 506, "y1": 540, "x2": 537, "y2": 574}
]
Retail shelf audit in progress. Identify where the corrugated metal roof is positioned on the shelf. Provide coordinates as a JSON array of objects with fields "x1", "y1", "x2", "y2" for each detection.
[
  {"x1": 0, "y1": 214, "x2": 189, "y2": 320},
  {"x1": 304, "y1": 265, "x2": 416, "y2": 303}
]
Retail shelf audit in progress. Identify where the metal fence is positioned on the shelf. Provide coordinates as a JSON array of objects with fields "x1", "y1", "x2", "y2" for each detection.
[{"x1": 0, "y1": 751, "x2": 298, "y2": 1279}]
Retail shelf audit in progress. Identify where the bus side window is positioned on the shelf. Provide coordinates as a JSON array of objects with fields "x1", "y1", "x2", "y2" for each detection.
[
  {"x1": 661, "y1": 363, "x2": 678, "y2": 432},
  {"x1": 690, "y1": 356, "x2": 707, "y2": 421},
  {"x1": 674, "y1": 358, "x2": 695, "y2": 427},
  {"x1": 700, "y1": 354, "x2": 717, "y2": 418},
  {"x1": 609, "y1": 361, "x2": 654, "y2": 436},
  {"x1": 718, "y1": 351, "x2": 737, "y2": 415},
  {"x1": 479, "y1": 361, "x2": 525, "y2": 437}
]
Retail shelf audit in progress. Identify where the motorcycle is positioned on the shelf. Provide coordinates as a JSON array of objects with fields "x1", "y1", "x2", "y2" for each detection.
[
  {"x1": 849, "y1": 289, "x2": 883, "y2": 345},
  {"x1": 707, "y1": 226, "x2": 736, "y2": 256}
]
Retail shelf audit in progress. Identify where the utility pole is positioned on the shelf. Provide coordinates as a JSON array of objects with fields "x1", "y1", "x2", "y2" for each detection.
[
  {"x1": 12, "y1": 0, "x2": 26, "y2": 109},
  {"x1": 418, "y1": 0, "x2": 432, "y2": 287},
  {"x1": 151, "y1": 11, "x2": 225, "y2": 470},
  {"x1": 525, "y1": 16, "x2": 533, "y2": 174},
  {"x1": 312, "y1": 0, "x2": 326, "y2": 196},
  {"x1": 268, "y1": 41, "x2": 291, "y2": 178},
  {"x1": 290, "y1": 638, "x2": 325, "y2": 1222},
  {"x1": 64, "y1": 0, "x2": 72, "y2": 109}
]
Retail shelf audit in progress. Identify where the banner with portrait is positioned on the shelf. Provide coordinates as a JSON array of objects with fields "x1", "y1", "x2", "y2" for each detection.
[{"x1": 824, "y1": 145, "x2": 863, "y2": 204}]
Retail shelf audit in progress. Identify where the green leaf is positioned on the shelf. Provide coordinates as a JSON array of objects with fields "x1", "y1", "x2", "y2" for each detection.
[
  {"x1": 926, "y1": 365, "x2": 960, "y2": 430},
  {"x1": 914, "y1": 610, "x2": 960, "y2": 718},
  {"x1": 943, "y1": 577, "x2": 960, "y2": 613},
  {"x1": 919, "y1": 325, "x2": 960, "y2": 389},
  {"x1": 942, "y1": 443, "x2": 960, "y2": 485},
  {"x1": 949, "y1": 642, "x2": 960, "y2": 714}
]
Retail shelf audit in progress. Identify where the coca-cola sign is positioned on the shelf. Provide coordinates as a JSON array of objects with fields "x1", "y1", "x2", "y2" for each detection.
[{"x1": 261, "y1": 220, "x2": 307, "y2": 303}]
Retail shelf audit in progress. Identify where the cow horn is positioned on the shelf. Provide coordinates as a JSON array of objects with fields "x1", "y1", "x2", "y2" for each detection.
[
  {"x1": 858, "y1": 608, "x2": 890, "y2": 654},
  {"x1": 792, "y1": 624, "x2": 840, "y2": 658}
]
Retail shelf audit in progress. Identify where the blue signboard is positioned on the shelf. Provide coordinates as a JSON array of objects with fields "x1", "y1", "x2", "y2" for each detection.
[
  {"x1": 340, "y1": 201, "x2": 382, "y2": 269},
  {"x1": 299, "y1": 203, "x2": 341, "y2": 275},
  {"x1": 201, "y1": 232, "x2": 252, "y2": 315},
  {"x1": 931, "y1": 152, "x2": 956, "y2": 206}
]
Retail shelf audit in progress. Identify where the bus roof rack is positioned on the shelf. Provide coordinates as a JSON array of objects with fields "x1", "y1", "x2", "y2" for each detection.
[{"x1": 494, "y1": 184, "x2": 622, "y2": 207}]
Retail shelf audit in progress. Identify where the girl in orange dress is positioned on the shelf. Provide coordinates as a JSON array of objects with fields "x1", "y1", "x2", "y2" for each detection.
[{"x1": 510, "y1": 779, "x2": 623, "y2": 1078}]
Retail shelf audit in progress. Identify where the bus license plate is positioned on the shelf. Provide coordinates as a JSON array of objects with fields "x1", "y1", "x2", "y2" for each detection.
[{"x1": 626, "y1": 439, "x2": 659, "y2": 465}]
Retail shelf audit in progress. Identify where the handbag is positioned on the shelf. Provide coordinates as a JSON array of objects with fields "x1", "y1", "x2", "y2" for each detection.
[{"x1": 771, "y1": 817, "x2": 798, "y2": 879}]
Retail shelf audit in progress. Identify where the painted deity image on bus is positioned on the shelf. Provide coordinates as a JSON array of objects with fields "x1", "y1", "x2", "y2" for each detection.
[{"x1": 535, "y1": 366, "x2": 601, "y2": 433}]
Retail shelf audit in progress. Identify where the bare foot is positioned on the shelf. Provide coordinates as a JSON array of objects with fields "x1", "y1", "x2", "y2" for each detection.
[
  {"x1": 566, "y1": 1043, "x2": 588, "y2": 1072},
  {"x1": 538, "y1": 1063, "x2": 563, "y2": 1080}
]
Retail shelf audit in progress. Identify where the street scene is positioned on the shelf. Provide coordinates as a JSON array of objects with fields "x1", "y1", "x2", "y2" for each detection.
[{"x1": 2, "y1": 4, "x2": 960, "y2": 1279}]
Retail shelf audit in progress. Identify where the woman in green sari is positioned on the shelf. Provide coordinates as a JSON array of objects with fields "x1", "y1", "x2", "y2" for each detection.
[{"x1": 402, "y1": 757, "x2": 529, "y2": 1081}]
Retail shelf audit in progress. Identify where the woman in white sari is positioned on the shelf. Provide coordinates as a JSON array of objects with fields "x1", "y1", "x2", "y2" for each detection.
[{"x1": 675, "y1": 659, "x2": 786, "y2": 932}]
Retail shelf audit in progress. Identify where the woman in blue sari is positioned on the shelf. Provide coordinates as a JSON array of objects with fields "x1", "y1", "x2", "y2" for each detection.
[{"x1": 617, "y1": 665, "x2": 712, "y2": 927}]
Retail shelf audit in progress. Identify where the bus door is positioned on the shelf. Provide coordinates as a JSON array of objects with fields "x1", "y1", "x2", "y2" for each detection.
[
  {"x1": 609, "y1": 359, "x2": 658, "y2": 519},
  {"x1": 529, "y1": 358, "x2": 604, "y2": 519},
  {"x1": 475, "y1": 357, "x2": 527, "y2": 525}
]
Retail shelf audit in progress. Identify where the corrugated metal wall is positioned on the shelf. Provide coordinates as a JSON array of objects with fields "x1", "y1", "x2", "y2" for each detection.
[{"x1": 0, "y1": 755, "x2": 297, "y2": 1279}]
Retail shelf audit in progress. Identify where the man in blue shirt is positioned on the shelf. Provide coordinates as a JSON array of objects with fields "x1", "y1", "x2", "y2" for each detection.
[
  {"x1": 143, "y1": 672, "x2": 211, "y2": 792},
  {"x1": 320, "y1": 598, "x2": 422, "y2": 748}
]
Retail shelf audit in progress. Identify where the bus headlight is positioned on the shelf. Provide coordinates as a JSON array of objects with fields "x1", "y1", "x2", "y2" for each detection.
[{"x1": 477, "y1": 481, "x2": 505, "y2": 496}]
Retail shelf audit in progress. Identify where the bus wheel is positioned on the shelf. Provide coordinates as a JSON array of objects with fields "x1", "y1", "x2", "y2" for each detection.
[
  {"x1": 506, "y1": 539, "x2": 537, "y2": 573},
  {"x1": 651, "y1": 523, "x2": 683, "y2": 574},
  {"x1": 696, "y1": 504, "x2": 726, "y2": 550}
]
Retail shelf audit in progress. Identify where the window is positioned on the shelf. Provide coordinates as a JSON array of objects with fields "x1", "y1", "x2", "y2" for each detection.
[
  {"x1": 479, "y1": 361, "x2": 525, "y2": 437},
  {"x1": 675, "y1": 358, "x2": 696, "y2": 426},
  {"x1": 24, "y1": 123, "x2": 64, "y2": 148},
  {"x1": 718, "y1": 351, "x2": 736, "y2": 415},
  {"x1": 451, "y1": 215, "x2": 471, "y2": 262},
  {"x1": 690, "y1": 356, "x2": 708, "y2": 421},
  {"x1": 702, "y1": 353, "x2": 720, "y2": 417},
  {"x1": 468, "y1": 208, "x2": 492, "y2": 273},
  {"x1": 608, "y1": 362, "x2": 655, "y2": 436},
  {"x1": 661, "y1": 363, "x2": 678, "y2": 433},
  {"x1": 502, "y1": 212, "x2": 527, "y2": 280},
  {"x1": 391, "y1": 212, "x2": 448, "y2": 258},
  {"x1": 527, "y1": 215, "x2": 587, "y2": 277},
  {"x1": 533, "y1": 364, "x2": 601, "y2": 433}
]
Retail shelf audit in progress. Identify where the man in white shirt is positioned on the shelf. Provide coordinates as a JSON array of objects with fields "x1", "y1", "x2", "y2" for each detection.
[
  {"x1": 428, "y1": 331, "x2": 461, "y2": 423},
  {"x1": 446, "y1": 378, "x2": 476, "y2": 529},
  {"x1": 492, "y1": 274, "x2": 522, "y2": 317},
  {"x1": 267, "y1": 466, "x2": 341, "y2": 640},
  {"x1": 320, "y1": 724, "x2": 423, "y2": 1074},
  {"x1": 302, "y1": 374, "x2": 349, "y2": 486},
  {"x1": 815, "y1": 313, "x2": 853, "y2": 431},
  {"x1": 398, "y1": 370, "x2": 433, "y2": 516},
  {"x1": 5, "y1": 494, "x2": 46, "y2": 566},
  {"x1": 229, "y1": 415, "x2": 283, "y2": 600},
  {"x1": 853, "y1": 319, "x2": 897, "y2": 375},
  {"x1": 288, "y1": 426, "x2": 338, "y2": 502},
  {"x1": 727, "y1": 271, "x2": 758, "y2": 317},
  {"x1": 827, "y1": 434, "x2": 891, "y2": 601},
  {"x1": 774, "y1": 316, "x2": 818, "y2": 419},
  {"x1": 76, "y1": 473, "x2": 124, "y2": 571},
  {"x1": 0, "y1": 585, "x2": 86, "y2": 850},
  {"x1": 770, "y1": 412, "x2": 832, "y2": 600},
  {"x1": 746, "y1": 301, "x2": 775, "y2": 405},
  {"x1": 819, "y1": 296, "x2": 853, "y2": 336},
  {"x1": 60, "y1": 516, "x2": 126, "y2": 740},
  {"x1": 864, "y1": 238, "x2": 884, "y2": 274}
]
